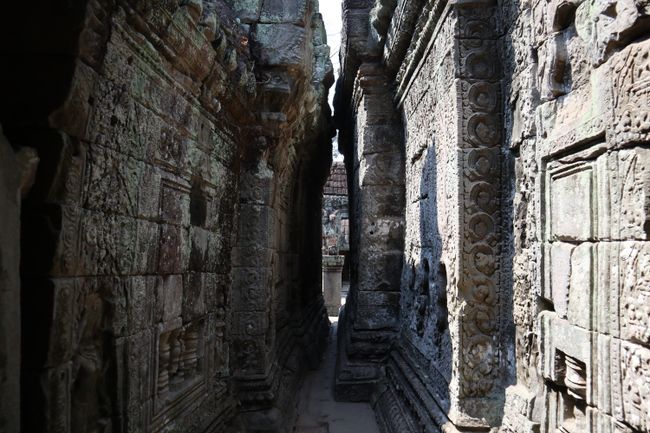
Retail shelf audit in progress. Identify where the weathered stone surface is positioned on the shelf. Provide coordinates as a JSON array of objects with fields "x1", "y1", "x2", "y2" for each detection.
[
  {"x1": 322, "y1": 162, "x2": 349, "y2": 256},
  {"x1": 334, "y1": 0, "x2": 650, "y2": 432},
  {"x1": 0, "y1": 0, "x2": 333, "y2": 432},
  {"x1": 260, "y1": 0, "x2": 309, "y2": 25},
  {"x1": 322, "y1": 255, "x2": 345, "y2": 316},
  {"x1": 334, "y1": 61, "x2": 405, "y2": 402},
  {"x1": 502, "y1": 2, "x2": 650, "y2": 433},
  {"x1": 1, "y1": 0, "x2": 649, "y2": 432},
  {"x1": 253, "y1": 23, "x2": 307, "y2": 67}
]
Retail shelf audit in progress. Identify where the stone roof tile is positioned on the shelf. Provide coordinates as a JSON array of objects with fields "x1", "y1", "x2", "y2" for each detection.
[{"x1": 323, "y1": 162, "x2": 347, "y2": 196}]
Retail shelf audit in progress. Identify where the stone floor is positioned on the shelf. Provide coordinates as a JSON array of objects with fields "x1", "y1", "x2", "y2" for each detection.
[{"x1": 293, "y1": 320, "x2": 380, "y2": 433}]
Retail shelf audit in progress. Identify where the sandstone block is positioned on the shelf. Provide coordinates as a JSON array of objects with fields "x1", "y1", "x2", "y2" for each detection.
[
  {"x1": 568, "y1": 242, "x2": 594, "y2": 330},
  {"x1": 223, "y1": 0, "x2": 262, "y2": 23},
  {"x1": 127, "y1": 276, "x2": 155, "y2": 332},
  {"x1": 359, "y1": 152, "x2": 404, "y2": 186},
  {"x1": 253, "y1": 24, "x2": 307, "y2": 67},
  {"x1": 161, "y1": 274, "x2": 183, "y2": 321},
  {"x1": 546, "y1": 241, "x2": 575, "y2": 318},
  {"x1": 158, "y1": 224, "x2": 183, "y2": 275},
  {"x1": 182, "y1": 272, "x2": 206, "y2": 320},
  {"x1": 260, "y1": 0, "x2": 308, "y2": 25},
  {"x1": 547, "y1": 161, "x2": 596, "y2": 242}
]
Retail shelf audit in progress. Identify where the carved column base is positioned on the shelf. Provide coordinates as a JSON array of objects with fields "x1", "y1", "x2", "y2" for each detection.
[
  {"x1": 236, "y1": 299, "x2": 330, "y2": 432},
  {"x1": 334, "y1": 358, "x2": 380, "y2": 402},
  {"x1": 333, "y1": 307, "x2": 394, "y2": 402}
]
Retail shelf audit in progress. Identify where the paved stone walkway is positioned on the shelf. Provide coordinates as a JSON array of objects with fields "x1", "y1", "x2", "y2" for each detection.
[{"x1": 294, "y1": 321, "x2": 380, "y2": 433}]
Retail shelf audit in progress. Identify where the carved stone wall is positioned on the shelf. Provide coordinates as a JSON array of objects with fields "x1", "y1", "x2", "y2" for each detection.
[
  {"x1": 228, "y1": 2, "x2": 333, "y2": 431},
  {"x1": 500, "y1": 1, "x2": 650, "y2": 433},
  {"x1": 1, "y1": 0, "x2": 649, "y2": 431},
  {"x1": 0, "y1": 1, "x2": 332, "y2": 432},
  {"x1": 335, "y1": 0, "x2": 510, "y2": 430},
  {"x1": 334, "y1": 0, "x2": 650, "y2": 432}
]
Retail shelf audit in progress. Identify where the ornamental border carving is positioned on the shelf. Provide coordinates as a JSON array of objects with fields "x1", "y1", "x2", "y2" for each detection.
[{"x1": 455, "y1": 0, "x2": 503, "y2": 404}]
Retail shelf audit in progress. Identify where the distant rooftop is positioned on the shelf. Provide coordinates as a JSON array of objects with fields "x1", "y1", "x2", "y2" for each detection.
[{"x1": 323, "y1": 162, "x2": 347, "y2": 196}]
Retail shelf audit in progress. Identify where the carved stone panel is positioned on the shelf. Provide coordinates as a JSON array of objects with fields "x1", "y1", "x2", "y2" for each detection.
[
  {"x1": 150, "y1": 319, "x2": 207, "y2": 431},
  {"x1": 540, "y1": 140, "x2": 650, "y2": 433},
  {"x1": 611, "y1": 40, "x2": 650, "y2": 148},
  {"x1": 453, "y1": 2, "x2": 506, "y2": 427},
  {"x1": 546, "y1": 163, "x2": 596, "y2": 242}
]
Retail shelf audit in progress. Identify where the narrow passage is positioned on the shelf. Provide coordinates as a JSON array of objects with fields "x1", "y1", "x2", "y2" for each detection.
[{"x1": 294, "y1": 321, "x2": 379, "y2": 433}]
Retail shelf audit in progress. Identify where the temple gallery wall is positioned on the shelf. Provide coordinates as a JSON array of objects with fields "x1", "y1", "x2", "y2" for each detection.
[{"x1": 0, "y1": 0, "x2": 649, "y2": 433}]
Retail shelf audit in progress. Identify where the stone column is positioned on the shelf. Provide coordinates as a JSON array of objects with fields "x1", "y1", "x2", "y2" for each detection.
[
  {"x1": 322, "y1": 255, "x2": 344, "y2": 316},
  {"x1": 334, "y1": 62, "x2": 405, "y2": 402}
]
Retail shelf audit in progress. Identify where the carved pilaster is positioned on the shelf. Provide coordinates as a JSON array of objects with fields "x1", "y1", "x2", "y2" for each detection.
[
  {"x1": 452, "y1": 0, "x2": 506, "y2": 428},
  {"x1": 334, "y1": 62, "x2": 405, "y2": 402}
]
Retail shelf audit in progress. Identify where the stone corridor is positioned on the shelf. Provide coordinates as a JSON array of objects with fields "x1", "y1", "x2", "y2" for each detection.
[
  {"x1": 294, "y1": 321, "x2": 379, "y2": 433},
  {"x1": 1, "y1": 1, "x2": 650, "y2": 433}
]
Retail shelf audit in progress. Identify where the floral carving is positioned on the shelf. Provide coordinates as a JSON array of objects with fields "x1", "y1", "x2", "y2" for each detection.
[{"x1": 456, "y1": 1, "x2": 503, "y2": 402}]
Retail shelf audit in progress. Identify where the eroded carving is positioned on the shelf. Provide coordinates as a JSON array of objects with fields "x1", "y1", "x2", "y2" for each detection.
[
  {"x1": 457, "y1": 3, "x2": 503, "y2": 403},
  {"x1": 72, "y1": 292, "x2": 111, "y2": 433}
]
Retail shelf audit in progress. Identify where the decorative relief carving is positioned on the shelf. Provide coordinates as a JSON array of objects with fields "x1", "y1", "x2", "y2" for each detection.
[
  {"x1": 456, "y1": 2, "x2": 499, "y2": 40},
  {"x1": 212, "y1": 309, "x2": 228, "y2": 378},
  {"x1": 233, "y1": 338, "x2": 265, "y2": 375},
  {"x1": 232, "y1": 267, "x2": 270, "y2": 311},
  {"x1": 156, "y1": 322, "x2": 202, "y2": 400},
  {"x1": 455, "y1": 2, "x2": 503, "y2": 405},
  {"x1": 620, "y1": 342, "x2": 650, "y2": 432},
  {"x1": 85, "y1": 146, "x2": 142, "y2": 216},
  {"x1": 55, "y1": 205, "x2": 82, "y2": 276},
  {"x1": 71, "y1": 291, "x2": 111, "y2": 433},
  {"x1": 150, "y1": 318, "x2": 207, "y2": 432},
  {"x1": 620, "y1": 242, "x2": 650, "y2": 348},
  {"x1": 575, "y1": 0, "x2": 650, "y2": 68},
  {"x1": 10, "y1": 0, "x2": 331, "y2": 432},
  {"x1": 611, "y1": 40, "x2": 650, "y2": 147},
  {"x1": 60, "y1": 139, "x2": 87, "y2": 204},
  {"x1": 539, "y1": 137, "x2": 650, "y2": 433},
  {"x1": 460, "y1": 40, "x2": 500, "y2": 80}
]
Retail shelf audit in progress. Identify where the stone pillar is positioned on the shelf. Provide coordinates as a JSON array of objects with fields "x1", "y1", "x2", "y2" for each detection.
[
  {"x1": 334, "y1": 62, "x2": 405, "y2": 402},
  {"x1": 322, "y1": 255, "x2": 344, "y2": 316},
  {"x1": 448, "y1": 2, "x2": 507, "y2": 429}
]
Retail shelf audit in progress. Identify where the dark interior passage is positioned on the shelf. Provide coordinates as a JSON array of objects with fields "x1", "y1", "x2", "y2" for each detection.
[{"x1": 0, "y1": 1, "x2": 334, "y2": 432}]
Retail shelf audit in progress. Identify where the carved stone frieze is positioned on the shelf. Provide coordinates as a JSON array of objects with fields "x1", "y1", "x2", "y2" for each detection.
[{"x1": 454, "y1": 2, "x2": 506, "y2": 424}]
